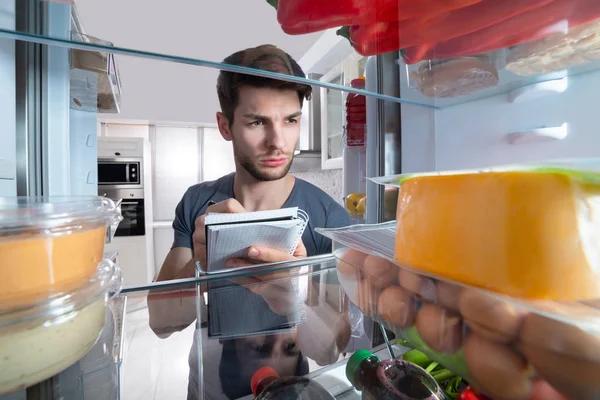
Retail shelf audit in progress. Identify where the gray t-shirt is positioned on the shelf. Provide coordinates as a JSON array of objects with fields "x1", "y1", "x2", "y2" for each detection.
[{"x1": 172, "y1": 173, "x2": 351, "y2": 256}]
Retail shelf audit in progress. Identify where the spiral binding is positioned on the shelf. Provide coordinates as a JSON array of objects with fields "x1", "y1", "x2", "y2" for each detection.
[{"x1": 289, "y1": 208, "x2": 309, "y2": 255}]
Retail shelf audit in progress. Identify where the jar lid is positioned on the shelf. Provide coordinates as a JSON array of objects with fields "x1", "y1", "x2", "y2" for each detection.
[
  {"x1": 0, "y1": 259, "x2": 122, "y2": 328},
  {"x1": 251, "y1": 366, "x2": 280, "y2": 396},
  {"x1": 0, "y1": 196, "x2": 122, "y2": 234},
  {"x1": 345, "y1": 349, "x2": 379, "y2": 386}
]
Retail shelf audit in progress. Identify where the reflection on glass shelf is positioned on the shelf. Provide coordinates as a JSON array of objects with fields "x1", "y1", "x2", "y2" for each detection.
[
  {"x1": 7, "y1": 0, "x2": 600, "y2": 110},
  {"x1": 7, "y1": 25, "x2": 600, "y2": 110},
  {"x1": 399, "y1": 49, "x2": 600, "y2": 108},
  {"x1": 0, "y1": 28, "x2": 416, "y2": 107}
]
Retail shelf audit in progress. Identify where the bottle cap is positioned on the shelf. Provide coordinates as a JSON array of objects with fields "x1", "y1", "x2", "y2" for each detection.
[
  {"x1": 251, "y1": 366, "x2": 280, "y2": 396},
  {"x1": 351, "y1": 76, "x2": 366, "y2": 89},
  {"x1": 345, "y1": 349, "x2": 379, "y2": 385}
]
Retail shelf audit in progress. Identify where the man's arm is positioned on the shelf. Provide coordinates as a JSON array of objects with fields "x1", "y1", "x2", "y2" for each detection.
[{"x1": 155, "y1": 247, "x2": 195, "y2": 281}]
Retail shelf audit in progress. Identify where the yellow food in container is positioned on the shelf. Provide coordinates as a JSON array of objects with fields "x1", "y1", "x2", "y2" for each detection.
[
  {"x1": 0, "y1": 259, "x2": 122, "y2": 395},
  {"x1": 394, "y1": 168, "x2": 600, "y2": 300},
  {"x1": 0, "y1": 196, "x2": 122, "y2": 307}
]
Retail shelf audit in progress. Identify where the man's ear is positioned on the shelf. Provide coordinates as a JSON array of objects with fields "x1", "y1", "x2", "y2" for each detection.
[{"x1": 216, "y1": 112, "x2": 233, "y2": 142}]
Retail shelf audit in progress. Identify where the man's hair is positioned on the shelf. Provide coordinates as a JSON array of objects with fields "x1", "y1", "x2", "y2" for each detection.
[{"x1": 216, "y1": 47, "x2": 312, "y2": 125}]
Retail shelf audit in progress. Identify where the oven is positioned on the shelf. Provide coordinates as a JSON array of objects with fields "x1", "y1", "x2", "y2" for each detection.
[
  {"x1": 98, "y1": 158, "x2": 143, "y2": 189},
  {"x1": 100, "y1": 188, "x2": 145, "y2": 237}
]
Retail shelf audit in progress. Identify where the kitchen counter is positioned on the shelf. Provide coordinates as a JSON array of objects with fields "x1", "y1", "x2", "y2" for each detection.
[{"x1": 0, "y1": 255, "x2": 397, "y2": 400}]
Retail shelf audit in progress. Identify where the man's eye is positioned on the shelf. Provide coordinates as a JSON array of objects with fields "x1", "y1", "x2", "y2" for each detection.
[
  {"x1": 250, "y1": 120, "x2": 263, "y2": 126},
  {"x1": 286, "y1": 118, "x2": 298, "y2": 124}
]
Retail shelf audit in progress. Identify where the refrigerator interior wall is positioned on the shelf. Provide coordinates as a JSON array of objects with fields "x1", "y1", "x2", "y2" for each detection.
[
  {"x1": 44, "y1": 2, "x2": 72, "y2": 196},
  {"x1": 400, "y1": 66, "x2": 600, "y2": 173},
  {"x1": 70, "y1": 109, "x2": 98, "y2": 196},
  {"x1": 0, "y1": 1, "x2": 16, "y2": 196}
]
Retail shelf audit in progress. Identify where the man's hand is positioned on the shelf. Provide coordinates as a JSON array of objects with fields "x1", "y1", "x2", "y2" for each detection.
[
  {"x1": 193, "y1": 198, "x2": 246, "y2": 271},
  {"x1": 223, "y1": 240, "x2": 308, "y2": 314},
  {"x1": 225, "y1": 239, "x2": 308, "y2": 269}
]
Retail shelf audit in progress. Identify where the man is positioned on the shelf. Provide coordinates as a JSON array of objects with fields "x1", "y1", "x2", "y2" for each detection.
[
  {"x1": 155, "y1": 44, "x2": 350, "y2": 281},
  {"x1": 149, "y1": 44, "x2": 352, "y2": 400}
]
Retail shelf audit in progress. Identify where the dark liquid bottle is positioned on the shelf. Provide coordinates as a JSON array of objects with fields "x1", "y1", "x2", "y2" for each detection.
[
  {"x1": 346, "y1": 350, "x2": 446, "y2": 400},
  {"x1": 251, "y1": 367, "x2": 335, "y2": 400}
]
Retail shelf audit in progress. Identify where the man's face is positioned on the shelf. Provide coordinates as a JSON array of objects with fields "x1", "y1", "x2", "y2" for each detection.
[{"x1": 223, "y1": 86, "x2": 302, "y2": 182}]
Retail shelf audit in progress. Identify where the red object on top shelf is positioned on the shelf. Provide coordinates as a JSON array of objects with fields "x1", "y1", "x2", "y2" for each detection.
[
  {"x1": 267, "y1": 0, "x2": 480, "y2": 35},
  {"x1": 403, "y1": 0, "x2": 600, "y2": 63}
]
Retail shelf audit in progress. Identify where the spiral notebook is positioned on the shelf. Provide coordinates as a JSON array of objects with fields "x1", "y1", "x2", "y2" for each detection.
[{"x1": 204, "y1": 207, "x2": 309, "y2": 273}]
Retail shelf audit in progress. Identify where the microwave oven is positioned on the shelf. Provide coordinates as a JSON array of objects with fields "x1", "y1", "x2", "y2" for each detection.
[{"x1": 98, "y1": 158, "x2": 143, "y2": 188}]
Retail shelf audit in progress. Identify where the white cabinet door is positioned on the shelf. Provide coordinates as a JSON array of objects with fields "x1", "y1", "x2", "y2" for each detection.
[
  {"x1": 98, "y1": 134, "x2": 145, "y2": 158},
  {"x1": 152, "y1": 126, "x2": 201, "y2": 222},
  {"x1": 202, "y1": 128, "x2": 235, "y2": 182}
]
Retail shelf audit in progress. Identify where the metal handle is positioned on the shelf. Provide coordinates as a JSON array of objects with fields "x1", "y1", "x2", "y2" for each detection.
[{"x1": 120, "y1": 201, "x2": 139, "y2": 205}]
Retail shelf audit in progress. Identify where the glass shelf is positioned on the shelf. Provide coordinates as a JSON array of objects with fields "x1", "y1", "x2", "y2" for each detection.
[
  {"x1": 0, "y1": 256, "x2": 400, "y2": 400},
  {"x1": 5, "y1": 0, "x2": 600, "y2": 110}
]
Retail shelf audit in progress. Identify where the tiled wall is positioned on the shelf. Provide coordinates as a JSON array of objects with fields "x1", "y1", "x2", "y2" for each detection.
[{"x1": 292, "y1": 169, "x2": 343, "y2": 205}]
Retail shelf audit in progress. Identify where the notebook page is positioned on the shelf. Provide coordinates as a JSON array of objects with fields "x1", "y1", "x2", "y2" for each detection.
[
  {"x1": 205, "y1": 207, "x2": 298, "y2": 225},
  {"x1": 206, "y1": 219, "x2": 304, "y2": 272}
]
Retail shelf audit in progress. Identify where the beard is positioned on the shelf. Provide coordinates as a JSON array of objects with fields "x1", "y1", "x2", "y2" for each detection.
[{"x1": 234, "y1": 145, "x2": 293, "y2": 182}]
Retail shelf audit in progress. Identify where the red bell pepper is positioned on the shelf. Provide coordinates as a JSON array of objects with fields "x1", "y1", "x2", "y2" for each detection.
[
  {"x1": 338, "y1": 0, "x2": 554, "y2": 57},
  {"x1": 457, "y1": 385, "x2": 493, "y2": 400},
  {"x1": 268, "y1": 0, "x2": 480, "y2": 36},
  {"x1": 402, "y1": 0, "x2": 600, "y2": 63}
]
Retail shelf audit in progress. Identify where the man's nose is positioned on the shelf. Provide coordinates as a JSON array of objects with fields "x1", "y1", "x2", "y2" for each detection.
[{"x1": 265, "y1": 122, "x2": 286, "y2": 150}]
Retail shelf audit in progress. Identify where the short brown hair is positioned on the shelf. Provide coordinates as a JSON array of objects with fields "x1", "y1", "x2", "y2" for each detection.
[{"x1": 217, "y1": 45, "x2": 312, "y2": 124}]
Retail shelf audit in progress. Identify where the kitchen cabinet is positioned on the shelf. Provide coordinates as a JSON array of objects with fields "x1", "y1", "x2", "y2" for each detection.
[
  {"x1": 98, "y1": 133, "x2": 145, "y2": 158},
  {"x1": 151, "y1": 126, "x2": 201, "y2": 222}
]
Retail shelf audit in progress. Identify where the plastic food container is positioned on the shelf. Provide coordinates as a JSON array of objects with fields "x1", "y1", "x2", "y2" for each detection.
[
  {"x1": 317, "y1": 160, "x2": 600, "y2": 400},
  {"x1": 0, "y1": 196, "x2": 122, "y2": 307},
  {"x1": 405, "y1": 55, "x2": 499, "y2": 99},
  {"x1": 506, "y1": 18, "x2": 600, "y2": 76},
  {"x1": 0, "y1": 258, "x2": 122, "y2": 395}
]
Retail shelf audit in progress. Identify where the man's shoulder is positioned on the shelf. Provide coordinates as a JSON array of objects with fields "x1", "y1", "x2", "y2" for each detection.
[
  {"x1": 183, "y1": 174, "x2": 233, "y2": 200},
  {"x1": 295, "y1": 178, "x2": 341, "y2": 208},
  {"x1": 293, "y1": 178, "x2": 349, "y2": 227},
  {"x1": 178, "y1": 174, "x2": 234, "y2": 216}
]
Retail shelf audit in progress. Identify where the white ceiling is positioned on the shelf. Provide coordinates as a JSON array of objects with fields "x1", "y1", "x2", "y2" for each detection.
[{"x1": 75, "y1": 0, "x2": 324, "y2": 124}]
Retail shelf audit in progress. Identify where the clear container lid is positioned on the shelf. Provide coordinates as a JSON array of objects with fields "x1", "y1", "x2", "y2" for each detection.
[
  {"x1": 0, "y1": 196, "x2": 122, "y2": 235},
  {"x1": 0, "y1": 258, "x2": 122, "y2": 328}
]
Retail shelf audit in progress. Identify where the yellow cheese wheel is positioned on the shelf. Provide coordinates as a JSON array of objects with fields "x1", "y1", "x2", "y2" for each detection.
[
  {"x1": 394, "y1": 170, "x2": 600, "y2": 300},
  {"x1": 0, "y1": 225, "x2": 106, "y2": 307}
]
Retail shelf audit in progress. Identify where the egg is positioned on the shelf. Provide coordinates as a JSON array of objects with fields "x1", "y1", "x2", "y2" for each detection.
[
  {"x1": 415, "y1": 303, "x2": 463, "y2": 354},
  {"x1": 463, "y1": 333, "x2": 533, "y2": 400},
  {"x1": 363, "y1": 255, "x2": 398, "y2": 288},
  {"x1": 337, "y1": 248, "x2": 367, "y2": 281},
  {"x1": 435, "y1": 281, "x2": 462, "y2": 312},
  {"x1": 459, "y1": 289, "x2": 524, "y2": 344},
  {"x1": 398, "y1": 268, "x2": 437, "y2": 302},
  {"x1": 520, "y1": 312, "x2": 600, "y2": 400},
  {"x1": 354, "y1": 279, "x2": 380, "y2": 317},
  {"x1": 377, "y1": 286, "x2": 416, "y2": 329}
]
